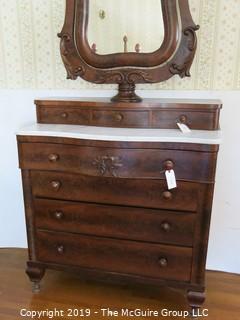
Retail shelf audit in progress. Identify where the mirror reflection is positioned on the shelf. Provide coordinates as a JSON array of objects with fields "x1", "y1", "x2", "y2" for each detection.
[{"x1": 87, "y1": 0, "x2": 165, "y2": 54}]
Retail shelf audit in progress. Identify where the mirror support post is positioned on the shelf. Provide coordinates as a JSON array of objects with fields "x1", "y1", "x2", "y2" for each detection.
[{"x1": 111, "y1": 83, "x2": 142, "y2": 103}]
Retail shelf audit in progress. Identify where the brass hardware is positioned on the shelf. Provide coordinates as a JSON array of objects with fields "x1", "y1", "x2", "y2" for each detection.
[
  {"x1": 99, "y1": 10, "x2": 106, "y2": 20},
  {"x1": 48, "y1": 153, "x2": 59, "y2": 162},
  {"x1": 32, "y1": 282, "x2": 40, "y2": 293},
  {"x1": 158, "y1": 258, "x2": 168, "y2": 267},
  {"x1": 162, "y1": 191, "x2": 173, "y2": 200}
]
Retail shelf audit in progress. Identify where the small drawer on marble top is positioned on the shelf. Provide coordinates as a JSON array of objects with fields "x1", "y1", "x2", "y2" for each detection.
[
  {"x1": 36, "y1": 230, "x2": 193, "y2": 282},
  {"x1": 31, "y1": 171, "x2": 200, "y2": 212},
  {"x1": 34, "y1": 198, "x2": 196, "y2": 247},
  {"x1": 92, "y1": 110, "x2": 149, "y2": 128},
  {"x1": 37, "y1": 106, "x2": 90, "y2": 125},
  {"x1": 152, "y1": 110, "x2": 220, "y2": 130}
]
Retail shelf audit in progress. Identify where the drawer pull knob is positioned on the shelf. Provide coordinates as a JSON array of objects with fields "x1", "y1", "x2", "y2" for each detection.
[
  {"x1": 161, "y1": 222, "x2": 171, "y2": 232},
  {"x1": 57, "y1": 245, "x2": 64, "y2": 254},
  {"x1": 162, "y1": 191, "x2": 173, "y2": 200},
  {"x1": 48, "y1": 153, "x2": 59, "y2": 162},
  {"x1": 61, "y1": 112, "x2": 68, "y2": 119},
  {"x1": 54, "y1": 211, "x2": 64, "y2": 220},
  {"x1": 158, "y1": 258, "x2": 168, "y2": 268},
  {"x1": 51, "y1": 181, "x2": 61, "y2": 191},
  {"x1": 163, "y1": 160, "x2": 174, "y2": 171},
  {"x1": 179, "y1": 114, "x2": 188, "y2": 124},
  {"x1": 114, "y1": 113, "x2": 123, "y2": 122}
]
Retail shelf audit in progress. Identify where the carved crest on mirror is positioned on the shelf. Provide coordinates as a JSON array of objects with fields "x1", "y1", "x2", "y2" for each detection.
[{"x1": 58, "y1": 0, "x2": 199, "y2": 102}]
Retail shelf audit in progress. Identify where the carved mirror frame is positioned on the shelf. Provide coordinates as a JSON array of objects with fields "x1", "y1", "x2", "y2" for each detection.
[{"x1": 58, "y1": 0, "x2": 199, "y2": 102}]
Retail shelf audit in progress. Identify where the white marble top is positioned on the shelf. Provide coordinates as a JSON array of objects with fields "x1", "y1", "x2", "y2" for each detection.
[{"x1": 17, "y1": 124, "x2": 222, "y2": 145}]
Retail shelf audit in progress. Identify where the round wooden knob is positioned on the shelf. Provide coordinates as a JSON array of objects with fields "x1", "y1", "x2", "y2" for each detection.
[
  {"x1": 51, "y1": 180, "x2": 61, "y2": 191},
  {"x1": 57, "y1": 245, "x2": 64, "y2": 254},
  {"x1": 179, "y1": 114, "x2": 188, "y2": 124},
  {"x1": 48, "y1": 153, "x2": 59, "y2": 162},
  {"x1": 158, "y1": 258, "x2": 168, "y2": 268},
  {"x1": 161, "y1": 222, "x2": 171, "y2": 232},
  {"x1": 163, "y1": 160, "x2": 174, "y2": 171},
  {"x1": 61, "y1": 112, "x2": 68, "y2": 119},
  {"x1": 114, "y1": 113, "x2": 123, "y2": 122},
  {"x1": 54, "y1": 211, "x2": 64, "y2": 220},
  {"x1": 162, "y1": 191, "x2": 173, "y2": 200}
]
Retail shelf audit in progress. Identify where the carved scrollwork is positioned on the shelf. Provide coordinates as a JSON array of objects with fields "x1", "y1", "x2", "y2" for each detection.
[
  {"x1": 126, "y1": 71, "x2": 154, "y2": 84},
  {"x1": 95, "y1": 70, "x2": 153, "y2": 85},
  {"x1": 92, "y1": 156, "x2": 123, "y2": 177},
  {"x1": 169, "y1": 62, "x2": 191, "y2": 78},
  {"x1": 184, "y1": 25, "x2": 200, "y2": 51},
  {"x1": 65, "y1": 63, "x2": 86, "y2": 80},
  {"x1": 169, "y1": 24, "x2": 200, "y2": 78},
  {"x1": 95, "y1": 72, "x2": 124, "y2": 84},
  {"x1": 58, "y1": 32, "x2": 86, "y2": 80}
]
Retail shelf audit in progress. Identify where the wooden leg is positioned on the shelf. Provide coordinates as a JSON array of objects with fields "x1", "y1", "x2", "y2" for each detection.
[
  {"x1": 26, "y1": 262, "x2": 45, "y2": 293},
  {"x1": 187, "y1": 290, "x2": 206, "y2": 318}
]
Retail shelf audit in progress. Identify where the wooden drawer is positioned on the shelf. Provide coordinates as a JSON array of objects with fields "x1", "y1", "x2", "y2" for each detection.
[
  {"x1": 152, "y1": 110, "x2": 219, "y2": 130},
  {"x1": 34, "y1": 199, "x2": 196, "y2": 247},
  {"x1": 92, "y1": 110, "x2": 149, "y2": 128},
  {"x1": 36, "y1": 99, "x2": 222, "y2": 130},
  {"x1": 36, "y1": 230, "x2": 193, "y2": 282},
  {"x1": 19, "y1": 143, "x2": 217, "y2": 181},
  {"x1": 31, "y1": 171, "x2": 200, "y2": 212},
  {"x1": 37, "y1": 106, "x2": 90, "y2": 125}
]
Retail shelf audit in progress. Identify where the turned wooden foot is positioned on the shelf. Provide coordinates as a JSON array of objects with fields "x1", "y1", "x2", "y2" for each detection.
[
  {"x1": 26, "y1": 262, "x2": 45, "y2": 293},
  {"x1": 187, "y1": 290, "x2": 206, "y2": 318}
]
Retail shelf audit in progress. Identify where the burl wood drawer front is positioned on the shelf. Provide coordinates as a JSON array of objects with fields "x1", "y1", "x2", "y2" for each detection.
[
  {"x1": 19, "y1": 143, "x2": 216, "y2": 181},
  {"x1": 34, "y1": 199, "x2": 196, "y2": 246},
  {"x1": 31, "y1": 171, "x2": 199, "y2": 212},
  {"x1": 36, "y1": 231, "x2": 193, "y2": 282}
]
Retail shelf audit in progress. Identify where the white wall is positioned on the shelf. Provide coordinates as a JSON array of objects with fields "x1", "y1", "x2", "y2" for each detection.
[{"x1": 0, "y1": 89, "x2": 239, "y2": 274}]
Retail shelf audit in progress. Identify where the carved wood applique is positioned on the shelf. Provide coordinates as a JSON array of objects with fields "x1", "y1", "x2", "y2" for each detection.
[{"x1": 92, "y1": 156, "x2": 123, "y2": 177}]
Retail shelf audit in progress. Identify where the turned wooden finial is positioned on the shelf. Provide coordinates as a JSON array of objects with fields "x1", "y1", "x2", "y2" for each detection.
[
  {"x1": 91, "y1": 43, "x2": 97, "y2": 53},
  {"x1": 123, "y1": 35, "x2": 128, "y2": 53},
  {"x1": 135, "y1": 43, "x2": 141, "y2": 53}
]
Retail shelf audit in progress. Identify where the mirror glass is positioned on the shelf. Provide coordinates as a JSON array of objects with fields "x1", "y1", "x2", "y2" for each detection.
[{"x1": 87, "y1": 0, "x2": 165, "y2": 54}]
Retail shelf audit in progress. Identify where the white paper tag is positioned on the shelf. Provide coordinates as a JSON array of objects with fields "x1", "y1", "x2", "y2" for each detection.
[
  {"x1": 177, "y1": 122, "x2": 191, "y2": 134},
  {"x1": 165, "y1": 170, "x2": 177, "y2": 190}
]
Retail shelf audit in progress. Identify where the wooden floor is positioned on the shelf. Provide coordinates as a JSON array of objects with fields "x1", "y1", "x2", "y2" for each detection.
[{"x1": 0, "y1": 249, "x2": 239, "y2": 320}]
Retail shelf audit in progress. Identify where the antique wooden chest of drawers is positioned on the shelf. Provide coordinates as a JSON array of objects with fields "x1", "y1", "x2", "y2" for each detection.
[{"x1": 17, "y1": 98, "x2": 222, "y2": 313}]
